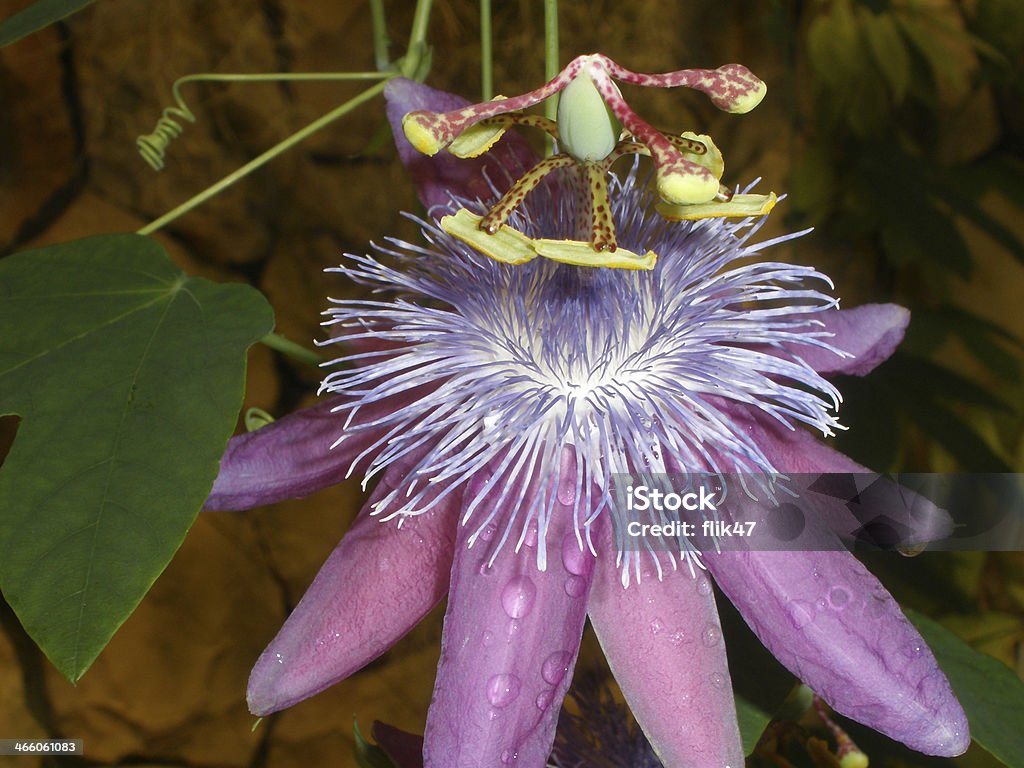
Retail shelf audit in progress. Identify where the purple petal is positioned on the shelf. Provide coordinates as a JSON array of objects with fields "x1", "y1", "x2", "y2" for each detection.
[
  {"x1": 423, "y1": 458, "x2": 594, "y2": 768},
  {"x1": 246, "y1": 456, "x2": 459, "y2": 715},
  {"x1": 589, "y1": 532, "x2": 743, "y2": 768},
  {"x1": 726, "y1": 403, "x2": 869, "y2": 474},
  {"x1": 385, "y1": 78, "x2": 539, "y2": 214},
  {"x1": 704, "y1": 507, "x2": 969, "y2": 756},
  {"x1": 777, "y1": 304, "x2": 909, "y2": 377},
  {"x1": 205, "y1": 390, "x2": 423, "y2": 512}
]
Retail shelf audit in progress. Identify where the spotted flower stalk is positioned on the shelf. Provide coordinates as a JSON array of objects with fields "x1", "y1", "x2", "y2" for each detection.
[{"x1": 205, "y1": 71, "x2": 969, "y2": 768}]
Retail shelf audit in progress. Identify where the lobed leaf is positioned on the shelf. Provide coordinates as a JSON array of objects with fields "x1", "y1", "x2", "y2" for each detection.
[{"x1": 0, "y1": 233, "x2": 273, "y2": 681}]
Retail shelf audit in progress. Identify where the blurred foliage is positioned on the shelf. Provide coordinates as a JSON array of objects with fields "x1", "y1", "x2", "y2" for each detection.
[{"x1": 765, "y1": 0, "x2": 1024, "y2": 472}]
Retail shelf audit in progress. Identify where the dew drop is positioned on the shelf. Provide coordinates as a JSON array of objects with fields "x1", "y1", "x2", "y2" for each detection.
[
  {"x1": 501, "y1": 749, "x2": 519, "y2": 764},
  {"x1": 564, "y1": 575, "x2": 587, "y2": 598},
  {"x1": 561, "y1": 534, "x2": 589, "y2": 575},
  {"x1": 650, "y1": 617, "x2": 665, "y2": 636},
  {"x1": 542, "y1": 651, "x2": 572, "y2": 685},
  {"x1": 502, "y1": 576, "x2": 537, "y2": 619},
  {"x1": 479, "y1": 563, "x2": 494, "y2": 577},
  {"x1": 482, "y1": 630, "x2": 494, "y2": 647},
  {"x1": 787, "y1": 600, "x2": 815, "y2": 629},
  {"x1": 536, "y1": 690, "x2": 554, "y2": 710},
  {"x1": 668, "y1": 631, "x2": 687, "y2": 646},
  {"x1": 479, "y1": 523, "x2": 498, "y2": 542},
  {"x1": 828, "y1": 585, "x2": 851, "y2": 609},
  {"x1": 487, "y1": 709, "x2": 499, "y2": 721},
  {"x1": 506, "y1": 620, "x2": 521, "y2": 640},
  {"x1": 487, "y1": 673, "x2": 521, "y2": 708},
  {"x1": 696, "y1": 577, "x2": 713, "y2": 597},
  {"x1": 557, "y1": 473, "x2": 577, "y2": 506},
  {"x1": 904, "y1": 643, "x2": 924, "y2": 659},
  {"x1": 710, "y1": 672, "x2": 725, "y2": 689},
  {"x1": 523, "y1": 521, "x2": 539, "y2": 548},
  {"x1": 701, "y1": 624, "x2": 721, "y2": 647}
]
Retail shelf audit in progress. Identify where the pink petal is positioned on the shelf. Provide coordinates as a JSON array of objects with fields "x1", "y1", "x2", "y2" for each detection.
[
  {"x1": 704, "y1": 506, "x2": 969, "y2": 756},
  {"x1": 204, "y1": 388, "x2": 426, "y2": 512},
  {"x1": 385, "y1": 78, "x2": 539, "y2": 214},
  {"x1": 246, "y1": 455, "x2": 459, "y2": 715},
  {"x1": 588, "y1": 533, "x2": 743, "y2": 768},
  {"x1": 423, "y1": 456, "x2": 594, "y2": 768},
  {"x1": 777, "y1": 304, "x2": 910, "y2": 377}
]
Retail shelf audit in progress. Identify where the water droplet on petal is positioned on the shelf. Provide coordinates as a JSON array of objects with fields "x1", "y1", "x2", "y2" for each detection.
[
  {"x1": 668, "y1": 631, "x2": 687, "y2": 645},
  {"x1": 479, "y1": 523, "x2": 497, "y2": 542},
  {"x1": 561, "y1": 533, "x2": 589, "y2": 576},
  {"x1": 487, "y1": 709, "x2": 499, "y2": 721},
  {"x1": 542, "y1": 651, "x2": 572, "y2": 685},
  {"x1": 502, "y1": 576, "x2": 537, "y2": 619},
  {"x1": 564, "y1": 575, "x2": 587, "y2": 598},
  {"x1": 788, "y1": 601, "x2": 815, "y2": 629},
  {"x1": 506, "y1": 620, "x2": 520, "y2": 640},
  {"x1": 710, "y1": 672, "x2": 725, "y2": 689},
  {"x1": 479, "y1": 563, "x2": 494, "y2": 576},
  {"x1": 487, "y1": 673, "x2": 521, "y2": 708},
  {"x1": 701, "y1": 624, "x2": 721, "y2": 647},
  {"x1": 696, "y1": 577, "x2": 713, "y2": 596},
  {"x1": 501, "y1": 749, "x2": 519, "y2": 764},
  {"x1": 828, "y1": 585, "x2": 851, "y2": 609},
  {"x1": 904, "y1": 643, "x2": 924, "y2": 659},
  {"x1": 650, "y1": 617, "x2": 665, "y2": 636},
  {"x1": 536, "y1": 690, "x2": 554, "y2": 710},
  {"x1": 523, "y1": 521, "x2": 538, "y2": 548},
  {"x1": 482, "y1": 630, "x2": 494, "y2": 647},
  {"x1": 557, "y1": 472, "x2": 577, "y2": 506}
]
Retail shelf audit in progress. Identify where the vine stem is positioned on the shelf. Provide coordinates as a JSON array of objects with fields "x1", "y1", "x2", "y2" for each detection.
[
  {"x1": 480, "y1": 0, "x2": 493, "y2": 100},
  {"x1": 409, "y1": 0, "x2": 433, "y2": 53},
  {"x1": 369, "y1": 0, "x2": 390, "y2": 71},
  {"x1": 259, "y1": 331, "x2": 324, "y2": 365},
  {"x1": 543, "y1": 0, "x2": 559, "y2": 155}
]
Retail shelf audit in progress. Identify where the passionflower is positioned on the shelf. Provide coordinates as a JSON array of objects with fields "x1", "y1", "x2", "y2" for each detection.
[{"x1": 206, "y1": 71, "x2": 968, "y2": 768}]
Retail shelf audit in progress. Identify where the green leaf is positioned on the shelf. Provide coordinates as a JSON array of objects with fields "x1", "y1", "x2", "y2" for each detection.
[
  {"x1": 736, "y1": 693, "x2": 772, "y2": 756},
  {"x1": 0, "y1": 0, "x2": 95, "y2": 48},
  {"x1": 0, "y1": 234, "x2": 273, "y2": 681},
  {"x1": 908, "y1": 609, "x2": 1024, "y2": 768},
  {"x1": 860, "y1": 10, "x2": 912, "y2": 103}
]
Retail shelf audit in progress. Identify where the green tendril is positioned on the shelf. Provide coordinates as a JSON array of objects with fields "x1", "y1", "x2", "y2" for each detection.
[
  {"x1": 136, "y1": 77, "x2": 391, "y2": 236},
  {"x1": 136, "y1": 72, "x2": 391, "y2": 172}
]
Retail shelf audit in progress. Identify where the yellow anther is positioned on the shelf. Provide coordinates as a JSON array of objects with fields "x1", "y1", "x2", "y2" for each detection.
[
  {"x1": 657, "y1": 193, "x2": 777, "y2": 221},
  {"x1": 402, "y1": 112, "x2": 446, "y2": 156},
  {"x1": 656, "y1": 167, "x2": 719, "y2": 206}
]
